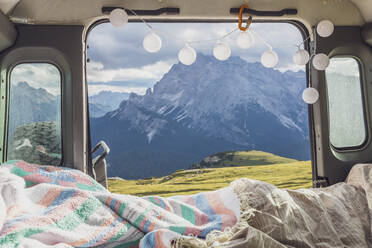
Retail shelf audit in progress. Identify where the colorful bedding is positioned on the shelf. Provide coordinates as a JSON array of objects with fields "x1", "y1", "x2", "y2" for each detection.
[
  {"x1": 0, "y1": 160, "x2": 240, "y2": 247},
  {"x1": 1, "y1": 160, "x2": 372, "y2": 247}
]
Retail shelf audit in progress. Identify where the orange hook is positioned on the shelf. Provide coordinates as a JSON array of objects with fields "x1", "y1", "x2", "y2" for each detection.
[{"x1": 238, "y1": 4, "x2": 252, "y2": 31}]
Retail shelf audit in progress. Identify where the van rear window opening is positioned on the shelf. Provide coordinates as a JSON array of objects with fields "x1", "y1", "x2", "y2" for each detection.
[{"x1": 87, "y1": 22, "x2": 313, "y2": 196}]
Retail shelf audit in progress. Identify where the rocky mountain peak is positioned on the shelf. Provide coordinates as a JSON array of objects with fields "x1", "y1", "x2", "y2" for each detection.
[{"x1": 91, "y1": 54, "x2": 310, "y2": 179}]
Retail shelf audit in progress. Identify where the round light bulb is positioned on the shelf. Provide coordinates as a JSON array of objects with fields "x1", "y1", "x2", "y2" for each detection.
[
  {"x1": 109, "y1": 8, "x2": 128, "y2": 28},
  {"x1": 213, "y1": 42, "x2": 231, "y2": 61},
  {"x1": 302, "y1": 87, "x2": 319, "y2": 104},
  {"x1": 293, "y1": 49, "x2": 310, "y2": 66},
  {"x1": 143, "y1": 32, "x2": 162, "y2": 53},
  {"x1": 316, "y1": 20, "x2": 334, "y2": 38},
  {"x1": 178, "y1": 44, "x2": 197, "y2": 65},
  {"x1": 236, "y1": 31, "x2": 254, "y2": 49},
  {"x1": 261, "y1": 50, "x2": 278, "y2": 68},
  {"x1": 312, "y1": 53, "x2": 330, "y2": 70}
]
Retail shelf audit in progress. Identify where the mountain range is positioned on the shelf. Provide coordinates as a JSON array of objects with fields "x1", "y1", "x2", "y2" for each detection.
[
  {"x1": 89, "y1": 91, "x2": 129, "y2": 117},
  {"x1": 8, "y1": 55, "x2": 311, "y2": 179},
  {"x1": 90, "y1": 54, "x2": 310, "y2": 179},
  {"x1": 8, "y1": 82, "x2": 61, "y2": 137}
]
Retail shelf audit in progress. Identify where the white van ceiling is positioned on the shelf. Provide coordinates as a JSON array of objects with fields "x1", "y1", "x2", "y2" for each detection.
[{"x1": 0, "y1": 0, "x2": 371, "y2": 28}]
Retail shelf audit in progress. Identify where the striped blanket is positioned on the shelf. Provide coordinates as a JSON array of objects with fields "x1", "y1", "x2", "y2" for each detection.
[{"x1": 0, "y1": 160, "x2": 240, "y2": 248}]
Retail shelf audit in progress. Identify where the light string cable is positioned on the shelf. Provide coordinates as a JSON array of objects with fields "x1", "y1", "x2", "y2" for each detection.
[
  {"x1": 125, "y1": 8, "x2": 316, "y2": 71},
  {"x1": 110, "y1": 7, "x2": 331, "y2": 105},
  {"x1": 249, "y1": 29, "x2": 273, "y2": 50},
  {"x1": 306, "y1": 30, "x2": 316, "y2": 87},
  {"x1": 127, "y1": 8, "x2": 240, "y2": 45},
  {"x1": 126, "y1": 8, "x2": 319, "y2": 72},
  {"x1": 186, "y1": 27, "x2": 240, "y2": 45},
  {"x1": 278, "y1": 35, "x2": 311, "y2": 50},
  {"x1": 297, "y1": 36, "x2": 311, "y2": 49},
  {"x1": 292, "y1": 33, "x2": 313, "y2": 87},
  {"x1": 126, "y1": 9, "x2": 287, "y2": 53},
  {"x1": 126, "y1": 9, "x2": 153, "y2": 30}
]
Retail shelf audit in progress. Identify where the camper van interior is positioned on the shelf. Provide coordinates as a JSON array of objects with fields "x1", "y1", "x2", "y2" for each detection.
[{"x1": 0, "y1": 0, "x2": 372, "y2": 247}]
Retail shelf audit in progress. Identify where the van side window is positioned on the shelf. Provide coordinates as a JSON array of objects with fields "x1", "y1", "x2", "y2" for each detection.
[
  {"x1": 7, "y1": 63, "x2": 62, "y2": 165},
  {"x1": 325, "y1": 57, "x2": 367, "y2": 149}
]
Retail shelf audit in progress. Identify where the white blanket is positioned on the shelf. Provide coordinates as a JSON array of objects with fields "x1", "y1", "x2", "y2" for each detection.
[{"x1": 176, "y1": 163, "x2": 372, "y2": 247}]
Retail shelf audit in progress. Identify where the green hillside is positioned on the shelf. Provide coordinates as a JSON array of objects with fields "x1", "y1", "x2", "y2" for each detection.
[
  {"x1": 190, "y1": 150, "x2": 297, "y2": 168},
  {"x1": 108, "y1": 151, "x2": 312, "y2": 197}
]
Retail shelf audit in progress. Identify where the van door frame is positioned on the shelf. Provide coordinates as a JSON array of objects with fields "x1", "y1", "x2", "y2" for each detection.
[
  {"x1": 311, "y1": 26, "x2": 372, "y2": 185},
  {"x1": 0, "y1": 25, "x2": 87, "y2": 172}
]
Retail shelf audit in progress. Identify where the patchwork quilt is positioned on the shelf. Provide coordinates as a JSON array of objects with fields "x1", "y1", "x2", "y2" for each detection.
[
  {"x1": 0, "y1": 160, "x2": 240, "y2": 247},
  {"x1": 1, "y1": 160, "x2": 372, "y2": 247}
]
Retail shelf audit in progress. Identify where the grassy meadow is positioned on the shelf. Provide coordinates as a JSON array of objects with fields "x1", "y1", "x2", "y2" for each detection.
[{"x1": 108, "y1": 151, "x2": 312, "y2": 197}]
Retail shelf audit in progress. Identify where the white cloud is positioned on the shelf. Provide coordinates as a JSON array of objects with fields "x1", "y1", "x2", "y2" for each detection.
[
  {"x1": 88, "y1": 22, "x2": 303, "y2": 70},
  {"x1": 87, "y1": 22, "x2": 306, "y2": 96},
  {"x1": 88, "y1": 84, "x2": 148, "y2": 96},
  {"x1": 87, "y1": 60, "x2": 174, "y2": 83},
  {"x1": 277, "y1": 63, "x2": 305, "y2": 73},
  {"x1": 11, "y1": 63, "x2": 61, "y2": 95}
]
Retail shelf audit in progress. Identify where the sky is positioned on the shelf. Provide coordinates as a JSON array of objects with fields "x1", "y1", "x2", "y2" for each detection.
[
  {"x1": 87, "y1": 22, "x2": 305, "y2": 96},
  {"x1": 9, "y1": 22, "x2": 306, "y2": 96},
  {"x1": 11, "y1": 63, "x2": 61, "y2": 95}
]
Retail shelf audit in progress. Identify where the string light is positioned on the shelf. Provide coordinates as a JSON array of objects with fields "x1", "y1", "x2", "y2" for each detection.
[
  {"x1": 143, "y1": 32, "x2": 162, "y2": 53},
  {"x1": 261, "y1": 50, "x2": 278, "y2": 68},
  {"x1": 236, "y1": 31, "x2": 254, "y2": 49},
  {"x1": 299, "y1": 19, "x2": 334, "y2": 105},
  {"x1": 108, "y1": 7, "x2": 335, "y2": 105},
  {"x1": 108, "y1": 8, "x2": 334, "y2": 69},
  {"x1": 179, "y1": 44, "x2": 197, "y2": 65},
  {"x1": 312, "y1": 53, "x2": 330, "y2": 70},
  {"x1": 213, "y1": 41, "x2": 231, "y2": 61},
  {"x1": 293, "y1": 49, "x2": 310, "y2": 66},
  {"x1": 109, "y1": 8, "x2": 129, "y2": 27},
  {"x1": 302, "y1": 87, "x2": 319, "y2": 104},
  {"x1": 317, "y1": 20, "x2": 334, "y2": 38}
]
